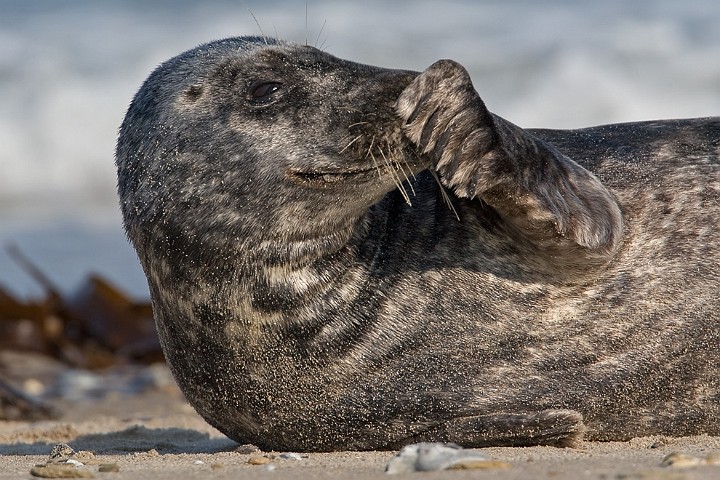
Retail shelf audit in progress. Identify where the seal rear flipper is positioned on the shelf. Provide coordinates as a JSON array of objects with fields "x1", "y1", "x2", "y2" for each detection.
[{"x1": 388, "y1": 410, "x2": 585, "y2": 449}]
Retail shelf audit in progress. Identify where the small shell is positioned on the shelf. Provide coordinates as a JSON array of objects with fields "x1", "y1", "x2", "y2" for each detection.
[
  {"x1": 278, "y1": 452, "x2": 303, "y2": 460},
  {"x1": 385, "y1": 442, "x2": 509, "y2": 474}
]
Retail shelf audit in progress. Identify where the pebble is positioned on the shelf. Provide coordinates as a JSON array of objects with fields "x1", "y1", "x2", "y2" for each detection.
[
  {"x1": 661, "y1": 451, "x2": 720, "y2": 468},
  {"x1": 23, "y1": 378, "x2": 46, "y2": 396},
  {"x1": 234, "y1": 444, "x2": 260, "y2": 454},
  {"x1": 385, "y1": 442, "x2": 509, "y2": 474},
  {"x1": 247, "y1": 456, "x2": 271, "y2": 465},
  {"x1": 616, "y1": 471, "x2": 687, "y2": 480},
  {"x1": 97, "y1": 464, "x2": 120, "y2": 473},
  {"x1": 49, "y1": 444, "x2": 76, "y2": 461},
  {"x1": 30, "y1": 464, "x2": 94, "y2": 478},
  {"x1": 75, "y1": 452, "x2": 96, "y2": 462}
]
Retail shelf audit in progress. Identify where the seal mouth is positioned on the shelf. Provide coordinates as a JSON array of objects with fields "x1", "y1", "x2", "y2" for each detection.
[{"x1": 286, "y1": 167, "x2": 380, "y2": 186}]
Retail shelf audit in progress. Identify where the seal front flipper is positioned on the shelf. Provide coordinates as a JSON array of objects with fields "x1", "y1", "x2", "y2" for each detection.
[
  {"x1": 396, "y1": 60, "x2": 623, "y2": 267},
  {"x1": 388, "y1": 410, "x2": 585, "y2": 449}
]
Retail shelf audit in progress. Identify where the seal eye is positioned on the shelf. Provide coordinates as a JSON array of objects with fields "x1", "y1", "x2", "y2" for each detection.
[{"x1": 248, "y1": 81, "x2": 282, "y2": 103}]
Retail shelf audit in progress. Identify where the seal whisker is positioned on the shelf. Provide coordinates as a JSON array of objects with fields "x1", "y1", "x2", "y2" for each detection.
[
  {"x1": 391, "y1": 141, "x2": 419, "y2": 194},
  {"x1": 403, "y1": 156, "x2": 419, "y2": 181},
  {"x1": 340, "y1": 135, "x2": 363, "y2": 154},
  {"x1": 402, "y1": 168, "x2": 417, "y2": 198},
  {"x1": 314, "y1": 19, "x2": 327, "y2": 49},
  {"x1": 242, "y1": 4, "x2": 267, "y2": 43},
  {"x1": 366, "y1": 136, "x2": 384, "y2": 180},
  {"x1": 379, "y1": 146, "x2": 412, "y2": 205},
  {"x1": 429, "y1": 168, "x2": 460, "y2": 221},
  {"x1": 385, "y1": 144, "x2": 416, "y2": 198},
  {"x1": 377, "y1": 146, "x2": 398, "y2": 185},
  {"x1": 369, "y1": 151, "x2": 384, "y2": 180},
  {"x1": 368, "y1": 136, "x2": 404, "y2": 193}
]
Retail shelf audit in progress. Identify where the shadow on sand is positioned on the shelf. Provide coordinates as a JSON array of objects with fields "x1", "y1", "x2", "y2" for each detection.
[{"x1": 0, "y1": 424, "x2": 238, "y2": 456}]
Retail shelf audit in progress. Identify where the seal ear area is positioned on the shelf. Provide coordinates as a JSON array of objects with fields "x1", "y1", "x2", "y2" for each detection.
[
  {"x1": 175, "y1": 83, "x2": 210, "y2": 112},
  {"x1": 182, "y1": 84, "x2": 204, "y2": 102}
]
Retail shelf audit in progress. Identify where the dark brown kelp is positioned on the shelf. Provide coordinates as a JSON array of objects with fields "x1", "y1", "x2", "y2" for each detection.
[{"x1": 0, "y1": 245, "x2": 160, "y2": 420}]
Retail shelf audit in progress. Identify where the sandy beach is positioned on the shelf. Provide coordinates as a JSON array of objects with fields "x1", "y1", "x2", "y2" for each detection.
[
  {"x1": 1, "y1": 3, "x2": 719, "y2": 479},
  {"x1": 1, "y1": 353, "x2": 719, "y2": 480}
]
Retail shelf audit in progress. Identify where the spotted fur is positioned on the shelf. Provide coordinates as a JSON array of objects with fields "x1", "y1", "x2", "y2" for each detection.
[{"x1": 116, "y1": 37, "x2": 719, "y2": 451}]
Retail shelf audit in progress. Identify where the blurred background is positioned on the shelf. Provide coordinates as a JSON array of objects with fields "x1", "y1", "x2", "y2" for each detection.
[{"x1": 1, "y1": 0, "x2": 719, "y2": 300}]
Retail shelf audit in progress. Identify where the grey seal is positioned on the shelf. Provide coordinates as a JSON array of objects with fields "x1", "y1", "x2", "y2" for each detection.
[{"x1": 116, "y1": 36, "x2": 720, "y2": 452}]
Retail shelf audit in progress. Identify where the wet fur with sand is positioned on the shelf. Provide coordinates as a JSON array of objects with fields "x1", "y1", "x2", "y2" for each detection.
[{"x1": 116, "y1": 36, "x2": 720, "y2": 451}]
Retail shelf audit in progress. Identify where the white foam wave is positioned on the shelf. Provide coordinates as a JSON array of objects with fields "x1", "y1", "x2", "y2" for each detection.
[
  {"x1": 1, "y1": 0, "x2": 718, "y2": 217},
  {"x1": 0, "y1": 0, "x2": 718, "y2": 296}
]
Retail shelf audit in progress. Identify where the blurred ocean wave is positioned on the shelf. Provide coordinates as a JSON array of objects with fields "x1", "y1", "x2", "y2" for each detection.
[{"x1": 0, "y1": 0, "x2": 718, "y2": 296}]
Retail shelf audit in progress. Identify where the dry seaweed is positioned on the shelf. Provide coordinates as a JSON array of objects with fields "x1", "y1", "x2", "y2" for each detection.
[
  {"x1": 1, "y1": 245, "x2": 160, "y2": 368},
  {"x1": 0, "y1": 246, "x2": 161, "y2": 420}
]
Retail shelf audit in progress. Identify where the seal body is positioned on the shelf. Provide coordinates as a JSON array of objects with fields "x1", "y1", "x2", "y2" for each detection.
[{"x1": 116, "y1": 36, "x2": 720, "y2": 451}]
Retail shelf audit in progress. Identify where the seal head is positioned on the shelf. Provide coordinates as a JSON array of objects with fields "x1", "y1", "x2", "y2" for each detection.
[{"x1": 118, "y1": 36, "x2": 422, "y2": 269}]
